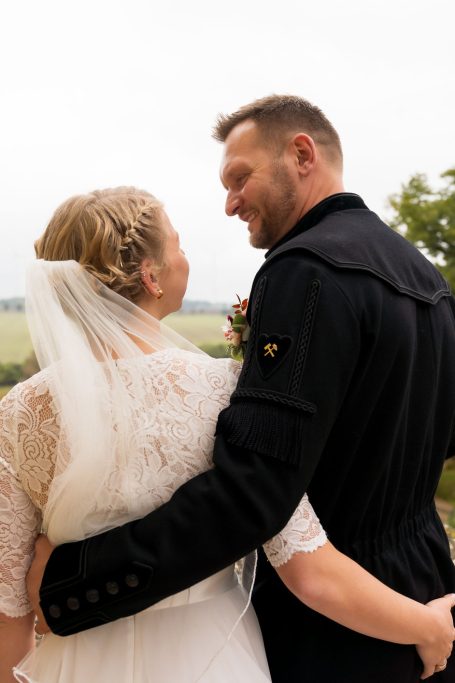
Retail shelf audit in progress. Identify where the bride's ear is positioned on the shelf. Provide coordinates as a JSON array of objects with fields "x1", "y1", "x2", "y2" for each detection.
[{"x1": 140, "y1": 260, "x2": 164, "y2": 299}]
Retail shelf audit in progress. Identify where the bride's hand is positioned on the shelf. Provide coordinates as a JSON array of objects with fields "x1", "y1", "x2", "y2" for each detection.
[
  {"x1": 26, "y1": 534, "x2": 55, "y2": 636},
  {"x1": 416, "y1": 593, "x2": 455, "y2": 679}
]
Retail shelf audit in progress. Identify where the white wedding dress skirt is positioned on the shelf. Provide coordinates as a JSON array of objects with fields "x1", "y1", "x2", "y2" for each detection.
[{"x1": 14, "y1": 567, "x2": 271, "y2": 683}]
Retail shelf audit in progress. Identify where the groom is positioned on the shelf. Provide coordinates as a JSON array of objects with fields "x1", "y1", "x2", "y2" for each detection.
[{"x1": 29, "y1": 95, "x2": 455, "y2": 681}]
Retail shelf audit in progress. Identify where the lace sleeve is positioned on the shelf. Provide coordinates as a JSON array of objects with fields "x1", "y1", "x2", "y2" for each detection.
[
  {"x1": 263, "y1": 493, "x2": 327, "y2": 567},
  {"x1": 0, "y1": 386, "x2": 42, "y2": 617}
]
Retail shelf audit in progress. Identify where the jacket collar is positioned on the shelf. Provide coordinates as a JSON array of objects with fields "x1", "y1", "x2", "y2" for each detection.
[
  {"x1": 261, "y1": 192, "x2": 449, "y2": 305},
  {"x1": 265, "y1": 192, "x2": 367, "y2": 259}
]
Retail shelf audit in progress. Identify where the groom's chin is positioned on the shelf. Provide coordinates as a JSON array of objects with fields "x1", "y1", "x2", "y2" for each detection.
[
  {"x1": 248, "y1": 223, "x2": 270, "y2": 250},
  {"x1": 249, "y1": 232, "x2": 273, "y2": 250}
]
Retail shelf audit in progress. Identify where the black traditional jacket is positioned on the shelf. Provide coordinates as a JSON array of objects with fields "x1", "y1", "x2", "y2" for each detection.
[{"x1": 39, "y1": 194, "x2": 455, "y2": 682}]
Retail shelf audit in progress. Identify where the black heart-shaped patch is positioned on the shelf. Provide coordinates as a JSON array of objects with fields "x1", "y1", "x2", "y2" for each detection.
[{"x1": 256, "y1": 334, "x2": 293, "y2": 379}]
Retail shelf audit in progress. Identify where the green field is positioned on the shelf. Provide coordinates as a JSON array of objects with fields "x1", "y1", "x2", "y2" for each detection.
[
  {"x1": 165, "y1": 313, "x2": 227, "y2": 346},
  {"x1": 0, "y1": 312, "x2": 33, "y2": 363},
  {"x1": 0, "y1": 311, "x2": 227, "y2": 364}
]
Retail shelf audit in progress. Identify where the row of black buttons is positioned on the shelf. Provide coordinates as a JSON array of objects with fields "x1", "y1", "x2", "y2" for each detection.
[{"x1": 47, "y1": 573, "x2": 140, "y2": 620}]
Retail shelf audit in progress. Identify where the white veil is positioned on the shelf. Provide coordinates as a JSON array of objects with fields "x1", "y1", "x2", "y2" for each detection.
[
  {"x1": 23, "y1": 258, "x2": 258, "y2": 681},
  {"x1": 26, "y1": 259, "x2": 203, "y2": 543}
]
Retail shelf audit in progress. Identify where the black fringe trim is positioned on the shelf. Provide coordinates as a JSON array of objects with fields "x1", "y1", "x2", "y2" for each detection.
[{"x1": 216, "y1": 400, "x2": 315, "y2": 466}]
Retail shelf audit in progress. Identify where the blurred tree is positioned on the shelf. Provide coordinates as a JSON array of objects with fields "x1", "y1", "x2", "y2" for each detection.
[
  {"x1": 388, "y1": 168, "x2": 455, "y2": 289},
  {"x1": 0, "y1": 363, "x2": 22, "y2": 385},
  {"x1": 0, "y1": 353, "x2": 39, "y2": 389},
  {"x1": 21, "y1": 352, "x2": 40, "y2": 380}
]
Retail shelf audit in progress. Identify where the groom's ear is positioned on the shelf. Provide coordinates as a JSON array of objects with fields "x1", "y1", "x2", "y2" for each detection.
[{"x1": 290, "y1": 133, "x2": 316, "y2": 177}]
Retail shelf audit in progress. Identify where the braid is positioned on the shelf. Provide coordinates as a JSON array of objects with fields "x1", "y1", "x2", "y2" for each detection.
[
  {"x1": 35, "y1": 187, "x2": 166, "y2": 302},
  {"x1": 121, "y1": 202, "x2": 155, "y2": 250}
]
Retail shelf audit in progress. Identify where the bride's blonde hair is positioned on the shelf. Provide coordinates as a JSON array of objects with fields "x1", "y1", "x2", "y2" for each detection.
[{"x1": 35, "y1": 187, "x2": 165, "y2": 302}]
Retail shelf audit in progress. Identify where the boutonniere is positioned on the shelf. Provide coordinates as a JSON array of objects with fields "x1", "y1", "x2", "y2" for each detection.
[{"x1": 223, "y1": 295, "x2": 250, "y2": 361}]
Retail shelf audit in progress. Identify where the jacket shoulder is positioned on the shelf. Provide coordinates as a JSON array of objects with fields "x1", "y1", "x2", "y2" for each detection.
[{"x1": 260, "y1": 209, "x2": 450, "y2": 305}]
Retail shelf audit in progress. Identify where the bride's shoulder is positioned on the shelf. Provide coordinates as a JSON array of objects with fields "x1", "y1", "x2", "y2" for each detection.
[
  {"x1": 1, "y1": 367, "x2": 54, "y2": 408},
  {"x1": 140, "y1": 348, "x2": 241, "y2": 385},
  {"x1": 157, "y1": 348, "x2": 240, "y2": 373},
  {"x1": 23, "y1": 366, "x2": 53, "y2": 391}
]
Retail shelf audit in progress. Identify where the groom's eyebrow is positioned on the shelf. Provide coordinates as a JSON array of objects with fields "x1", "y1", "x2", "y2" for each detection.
[
  {"x1": 219, "y1": 169, "x2": 229, "y2": 190},
  {"x1": 220, "y1": 161, "x2": 246, "y2": 189}
]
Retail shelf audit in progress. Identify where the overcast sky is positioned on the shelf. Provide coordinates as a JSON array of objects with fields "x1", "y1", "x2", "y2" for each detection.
[{"x1": 0, "y1": 0, "x2": 454, "y2": 303}]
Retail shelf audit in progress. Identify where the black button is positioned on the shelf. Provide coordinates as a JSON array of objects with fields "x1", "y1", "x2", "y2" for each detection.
[
  {"x1": 67, "y1": 597, "x2": 80, "y2": 611},
  {"x1": 85, "y1": 589, "x2": 100, "y2": 603},
  {"x1": 48, "y1": 604, "x2": 61, "y2": 619},
  {"x1": 106, "y1": 581, "x2": 119, "y2": 595},
  {"x1": 125, "y1": 573, "x2": 139, "y2": 588}
]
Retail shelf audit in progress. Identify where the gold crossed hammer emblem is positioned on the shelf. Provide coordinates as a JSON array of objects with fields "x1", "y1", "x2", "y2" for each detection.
[
  {"x1": 264, "y1": 342, "x2": 278, "y2": 357},
  {"x1": 257, "y1": 334, "x2": 292, "y2": 378}
]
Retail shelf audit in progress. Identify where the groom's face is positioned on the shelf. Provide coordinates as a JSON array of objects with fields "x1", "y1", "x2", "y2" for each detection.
[{"x1": 220, "y1": 120, "x2": 298, "y2": 249}]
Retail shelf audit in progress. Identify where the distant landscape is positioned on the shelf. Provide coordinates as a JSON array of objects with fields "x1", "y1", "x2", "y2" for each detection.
[
  {"x1": 0, "y1": 311, "x2": 33, "y2": 363},
  {"x1": 0, "y1": 309, "x2": 228, "y2": 364},
  {"x1": 0, "y1": 303, "x2": 231, "y2": 399}
]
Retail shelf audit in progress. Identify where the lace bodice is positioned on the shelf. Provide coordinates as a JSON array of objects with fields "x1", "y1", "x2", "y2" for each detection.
[{"x1": 0, "y1": 349, "x2": 326, "y2": 617}]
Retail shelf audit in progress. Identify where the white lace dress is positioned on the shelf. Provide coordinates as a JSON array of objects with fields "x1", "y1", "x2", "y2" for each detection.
[{"x1": 0, "y1": 349, "x2": 327, "y2": 683}]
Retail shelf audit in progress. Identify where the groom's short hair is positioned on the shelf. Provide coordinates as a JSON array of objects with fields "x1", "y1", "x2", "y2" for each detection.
[{"x1": 213, "y1": 94, "x2": 343, "y2": 167}]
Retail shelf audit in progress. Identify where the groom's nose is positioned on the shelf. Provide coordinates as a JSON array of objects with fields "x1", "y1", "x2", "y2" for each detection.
[{"x1": 225, "y1": 190, "x2": 240, "y2": 217}]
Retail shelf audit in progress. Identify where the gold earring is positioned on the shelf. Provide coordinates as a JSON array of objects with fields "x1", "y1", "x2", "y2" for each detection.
[
  {"x1": 150, "y1": 273, "x2": 163, "y2": 299},
  {"x1": 140, "y1": 270, "x2": 163, "y2": 299}
]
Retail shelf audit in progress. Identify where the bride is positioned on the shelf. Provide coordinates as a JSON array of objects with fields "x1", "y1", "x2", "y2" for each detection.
[{"x1": 0, "y1": 187, "x2": 453, "y2": 682}]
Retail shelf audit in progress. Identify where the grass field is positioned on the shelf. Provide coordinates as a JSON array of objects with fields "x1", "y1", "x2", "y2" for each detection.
[
  {"x1": 0, "y1": 311, "x2": 228, "y2": 364},
  {"x1": 0, "y1": 312, "x2": 33, "y2": 363},
  {"x1": 165, "y1": 313, "x2": 227, "y2": 346}
]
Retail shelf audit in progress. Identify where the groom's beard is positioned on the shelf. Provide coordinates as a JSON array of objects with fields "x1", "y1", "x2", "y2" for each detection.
[{"x1": 249, "y1": 162, "x2": 297, "y2": 250}]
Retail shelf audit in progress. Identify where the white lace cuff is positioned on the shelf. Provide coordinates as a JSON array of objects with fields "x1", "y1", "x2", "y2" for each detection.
[{"x1": 263, "y1": 493, "x2": 327, "y2": 567}]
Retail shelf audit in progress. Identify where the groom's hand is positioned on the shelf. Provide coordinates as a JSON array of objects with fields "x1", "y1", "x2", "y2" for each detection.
[{"x1": 26, "y1": 534, "x2": 55, "y2": 635}]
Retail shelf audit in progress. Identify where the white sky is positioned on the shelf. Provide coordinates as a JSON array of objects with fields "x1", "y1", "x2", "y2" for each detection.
[{"x1": 0, "y1": 0, "x2": 454, "y2": 302}]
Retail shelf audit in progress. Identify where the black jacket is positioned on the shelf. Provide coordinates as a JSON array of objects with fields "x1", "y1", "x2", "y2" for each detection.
[{"x1": 40, "y1": 194, "x2": 455, "y2": 682}]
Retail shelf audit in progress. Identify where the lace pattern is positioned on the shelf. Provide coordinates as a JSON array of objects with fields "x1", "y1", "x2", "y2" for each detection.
[
  {"x1": 0, "y1": 349, "x2": 327, "y2": 617},
  {"x1": 263, "y1": 493, "x2": 327, "y2": 567},
  {"x1": 0, "y1": 386, "x2": 43, "y2": 617}
]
